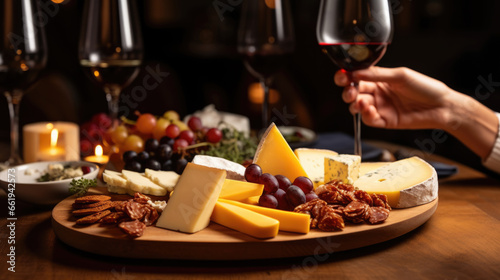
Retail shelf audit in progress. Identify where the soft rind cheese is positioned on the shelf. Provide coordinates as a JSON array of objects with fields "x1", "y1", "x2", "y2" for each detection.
[
  {"x1": 144, "y1": 169, "x2": 179, "y2": 192},
  {"x1": 156, "y1": 163, "x2": 227, "y2": 233},
  {"x1": 121, "y1": 170, "x2": 167, "y2": 196},
  {"x1": 219, "y1": 179, "x2": 264, "y2": 201},
  {"x1": 354, "y1": 157, "x2": 438, "y2": 208},
  {"x1": 295, "y1": 148, "x2": 338, "y2": 188},
  {"x1": 324, "y1": 154, "x2": 361, "y2": 184},
  {"x1": 254, "y1": 123, "x2": 308, "y2": 181},
  {"x1": 192, "y1": 155, "x2": 246, "y2": 181},
  {"x1": 218, "y1": 198, "x2": 310, "y2": 234},
  {"x1": 211, "y1": 201, "x2": 279, "y2": 239}
]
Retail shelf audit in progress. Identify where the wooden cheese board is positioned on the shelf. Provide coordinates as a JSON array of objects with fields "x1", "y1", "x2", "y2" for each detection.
[{"x1": 52, "y1": 187, "x2": 438, "y2": 260}]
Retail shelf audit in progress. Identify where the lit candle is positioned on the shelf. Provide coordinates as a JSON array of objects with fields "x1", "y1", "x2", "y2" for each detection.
[
  {"x1": 38, "y1": 127, "x2": 65, "y2": 161},
  {"x1": 23, "y1": 122, "x2": 80, "y2": 163},
  {"x1": 84, "y1": 145, "x2": 109, "y2": 165}
]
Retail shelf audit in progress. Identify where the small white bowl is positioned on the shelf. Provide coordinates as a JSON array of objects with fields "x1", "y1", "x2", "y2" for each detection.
[{"x1": 0, "y1": 161, "x2": 99, "y2": 205}]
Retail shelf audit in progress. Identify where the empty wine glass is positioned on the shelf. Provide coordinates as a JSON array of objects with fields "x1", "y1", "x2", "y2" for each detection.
[
  {"x1": 317, "y1": 0, "x2": 393, "y2": 157},
  {"x1": 79, "y1": 0, "x2": 143, "y2": 125},
  {"x1": 0, "y1": 0, "x2": 47, "y2": 167}
]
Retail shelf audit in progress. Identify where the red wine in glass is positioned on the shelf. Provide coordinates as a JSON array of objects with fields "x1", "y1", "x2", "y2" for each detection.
[{"x1": 320, "y1": 43, "x2": 388, "y2": 72}]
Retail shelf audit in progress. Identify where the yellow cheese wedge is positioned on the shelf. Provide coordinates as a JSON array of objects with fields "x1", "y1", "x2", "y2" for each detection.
[
  {"x1": 211, "y1": 201, "x2": 279, "y2": 239},
  {"x1": 324, "y1": 154, "x2": 361, "y2": 184},
  {"x1": 254, "y1": 123, "x2": 308, "y2": 181},
  {"x1": 219, "y1": 179, "x2": 264, "y2": 201},
  {"x1": 354, "y1": 157, "x2": 438, "y2": 208},
  {"x1": 156, "y1": 163, "x2": 226, "y2": 233},
  {"x1": 218, "y1": 198, "x2": 310, "y2": 234},
  {"x1": 360, "y1": 162, "x2": 389, "y2": 176},
  {"x1": 294, "y1": 148, "x2": 339, "y2": 188},
  {"x1": 121, "y1": 170, "x2": 167, "y2": 196}
]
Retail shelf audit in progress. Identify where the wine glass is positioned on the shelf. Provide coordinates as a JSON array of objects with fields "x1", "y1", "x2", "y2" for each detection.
[
  {"x1": 238, "y1": 0, "x2": 294, "y2": 129},
  {"x1": 0, "y1": 0, "x2": 47, "y2": 167},
  {"x1": 317, "y1": 0, "x2": 393, "y2": 157},
  {"x1": 79, "y1": 0, "x2": 143, "y2": 125}
]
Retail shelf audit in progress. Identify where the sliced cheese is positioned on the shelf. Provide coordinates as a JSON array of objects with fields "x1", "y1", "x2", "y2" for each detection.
[
  {"x1": 354, "y1": 156, "x2": 438, "y2": 208},
  {"x1": 238, "y1": 195, "x2": 260, "y2": 205},
  {"x1": 103, "y1": 170, "x2": 128, "y2": 188},
  {"x1": 218, "y1": 198, "x2": 310, "y2": 234},
  {"x1": 254, "y1": 123, "x2": 308, "y2": 181},
  {"x1": 106, "y1": 184, "x2": 136, "y2": 196},
  {"x1": 211, "y1": 201, "x2": 279, "y2": 239},
  {"x1": 192, "y1": 155, "x2": 246, "y2": 181},
  {"x1": 156, "y1": 163, "x2": 226, "y2": 233},
  {"x1": 144, "y1": 169, "x2": 179, "y2": 192},
  {"x1": 121, "y1": 170, "x2": 167, "y2": 196},
  {"x1": 324, "y1": 154, "x2": 361, "y2": 184},
  {"x1": 219, "y1": 179, "x2": 264, "y2": 201},
  {"x1": 294, "y1": 148, "x2": 339, "y2": 188}
]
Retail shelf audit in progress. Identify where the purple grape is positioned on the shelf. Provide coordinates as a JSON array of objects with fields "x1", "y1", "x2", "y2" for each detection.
[
  {"x1": 305, "y1": 191, "x2": 319, "y2": 202},
  {"x1": 293, "y1": 176, "x2": 314, "y2": 194},
  {"x1": 286, "y1": 185, "x2": 306, "y2": 207},
  {"x1": 275, "y1": 174, "x2": 292, "y2": 191},
  {"x1": 259, "y1": 173, "x2": 279, "y2": 194},
  {"x1": 273, "y1": 188, "x2": 293, "y2": 211},
  {"x1": 259, "y1": 194, "x2": 278, "y2": 209},
  {"x1": 245, "y1": 164, "x2": 262, "y2": 183}
]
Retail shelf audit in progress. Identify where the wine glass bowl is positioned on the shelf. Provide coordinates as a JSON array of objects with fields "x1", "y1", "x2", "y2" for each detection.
[
  {"x1": 316, "y1": 0, "x2": 393, "y2": 156},
  {"x1": 1, "y1": 0, "x2": 47, "y2": 167},
  {"x1": 237, "y1": 0, "x2": 294, "y2": 128},
  {"x1": 79, "y1": 0, "x2": 143, "y2": 124}
]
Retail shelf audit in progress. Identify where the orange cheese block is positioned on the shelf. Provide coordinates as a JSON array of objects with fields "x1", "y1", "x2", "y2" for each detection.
[
  {"x1": 218, "y1": 198, "x2": 310, "y2": 234},
  {"x1": 211, "y1": 201, "x2": 279, "y2": 239},
  {"x1": 253, "y1": 123, "x2": 308, "y2": 181},
  {"x1": 219, "y1": 179, "x2": 264, "y2": 201},
  {"x1": 237, "y1": 195, "x2": 260, "y2": 205}
]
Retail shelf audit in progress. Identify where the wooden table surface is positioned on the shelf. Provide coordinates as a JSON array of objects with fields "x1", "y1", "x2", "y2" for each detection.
[{"x1": 1, "y1": 143, "x2": 500, "y2": 279}]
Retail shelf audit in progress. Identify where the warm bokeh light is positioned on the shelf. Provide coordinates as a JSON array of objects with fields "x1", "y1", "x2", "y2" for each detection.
[
  {"x1": 50, "y1": 129, "x2": 59, "y2": 148},
  {"x1": 46, "y1": 123, "x2": 54, "y2": 130},
  {"x1": 265, "y1": 0, "x2": 276, "y2": 9},
  {"x1": 248, "y1": 82, "x2": 280, "y2": 104},
  {"x1": 95, "y1": 145, "x2": 103, "y2": 157},
  {"x1": 93, "y1": 70, "x2": 100, "y2": 77},
  {"x1": 51, "y1": 0, "x2": 65, "y2": 3}
]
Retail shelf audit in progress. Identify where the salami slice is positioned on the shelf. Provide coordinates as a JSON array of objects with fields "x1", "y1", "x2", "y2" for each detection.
[
  {"x1": 366, "y1": 207, "x2": 390, "y2": 224},
  {"x1": 125, "y1": 201, "x2": 147, "y2": 220},
  {"x1": 119, "y1": 220, "x2": 146, "y2": 238}
]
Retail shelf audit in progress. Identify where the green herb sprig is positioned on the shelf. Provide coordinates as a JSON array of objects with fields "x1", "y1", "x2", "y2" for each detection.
[
  {"x1": 200, "y1": 124, "x2": 257, "y2": 164},
  {"x1": 69, "y1": 178, "x2": 97, "y2": 196}
]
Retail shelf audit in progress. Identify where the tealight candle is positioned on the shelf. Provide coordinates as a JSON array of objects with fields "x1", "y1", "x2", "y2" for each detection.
[
  {"x1": 23, "y1": 122, "x2": 80, "y2": 163},
  {"x1": 84, "y1": 145, "x2": 109, "y2": 165}
]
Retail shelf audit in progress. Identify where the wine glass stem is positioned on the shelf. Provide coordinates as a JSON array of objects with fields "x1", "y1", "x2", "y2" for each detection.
[
  {"x1": 350, "y1": 80, "x2": 362, "y2": 158},
  {"x1": 4, "y1": 90, "x2": 24, "y2": 165},
  {"x1": 105, "y1": 86, "x2": 121, "y2": 126},
  {"x1": 260, "y1": 79, "x2": 270, "y2": 129}
]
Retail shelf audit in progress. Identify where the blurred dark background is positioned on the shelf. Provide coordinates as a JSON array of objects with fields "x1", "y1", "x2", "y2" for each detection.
[{"x1": 2, "y1": 0, "x2": 500, "y2": 177}]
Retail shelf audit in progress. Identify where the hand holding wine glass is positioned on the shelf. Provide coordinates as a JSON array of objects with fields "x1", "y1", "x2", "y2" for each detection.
[
  {"x1": 79, "y1": 0, "x2": 143, "y2": 125},
  {"x1": 317, "y1": 0, "x2": 393, "y2": 157},
  {"x1": 0, "y1": 0, "x2": 47, "y2": 167},
  {"x1": 238, "y1": 0, "x2": 294, "y2": 129}
]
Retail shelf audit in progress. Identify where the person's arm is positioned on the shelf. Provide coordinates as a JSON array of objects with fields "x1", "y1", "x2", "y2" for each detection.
[{"x1": 334, "y1": 66, "x2": 499, "y2": 163}]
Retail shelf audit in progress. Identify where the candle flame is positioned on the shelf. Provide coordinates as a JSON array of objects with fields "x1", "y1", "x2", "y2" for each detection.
[
  {"x1": 95, "y1": 145, "x2": 103, "y2": 156},
  {"x1": 50, "y1": 129, "x2": 59, "y2": 147}
]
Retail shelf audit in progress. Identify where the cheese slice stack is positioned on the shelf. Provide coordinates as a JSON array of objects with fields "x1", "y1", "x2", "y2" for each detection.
[
  {"x1": 121, "y1": 170, "x2": 168, "y2": 196},
  {"x1": 156, "y1": 163, "x2": 226, "y2": 233},
  {"x1": 144, "y1": 169, "x2": 179, "y2": 192},
  {"x1": 354, "y1": 156, "x2": 438, "y2": 208},
  {"x1": 294, "y1": 148, "x2": 338, "y2": 188},
  {"x1": 254, "y1": 123, "x2": 308, "y2": 181},
  {"x1": 211, "y1": 201, "x2": 279, "y2": 239},
  {"x1": 219, "y1": 179, "x2": 264, "y2": 201}
]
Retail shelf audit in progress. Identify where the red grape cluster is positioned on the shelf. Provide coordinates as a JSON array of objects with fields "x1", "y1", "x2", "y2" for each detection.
[
  {"x1": 121, "y1": 116, "x2": 222, "y2": 174},
  {"x1": 244, "y1": 164, "x2": 318, "y2": 211}
]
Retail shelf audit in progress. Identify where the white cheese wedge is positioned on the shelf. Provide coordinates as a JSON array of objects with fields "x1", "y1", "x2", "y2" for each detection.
[
  {"x1": 103, "y1": 170, "x2": 128, "y2": 188},
  {"x1": 324, "y1": 154, "x2": 361, "y2": 184},
  {"x1": 156, "y1": 163, "x2": 227, "y2": 233},
  {"x1": 144, "y1": 169, "x2": 180, "y2": 192},
  {"x1": 192, "y1": 155, "x2": 245, "y2": 181},
  {"x1": 294, "y1": 148, "x2": 339, "y2": 188},
  {"x1": 121, "y1": 170, "x2": 167, "y2": 196},
  {"x1": 354, "y1": 156, "x2": 438, "y2": 208}
]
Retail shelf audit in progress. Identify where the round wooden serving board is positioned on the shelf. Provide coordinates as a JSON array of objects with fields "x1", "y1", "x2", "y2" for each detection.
[{"x1": 52, "y1": 188, "x2": 438, "y2": 260}]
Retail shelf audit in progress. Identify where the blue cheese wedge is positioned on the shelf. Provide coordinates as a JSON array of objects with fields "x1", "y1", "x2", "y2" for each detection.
[{"x1": 324, "y1": 154, "x2": 361, "y2": 184}]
